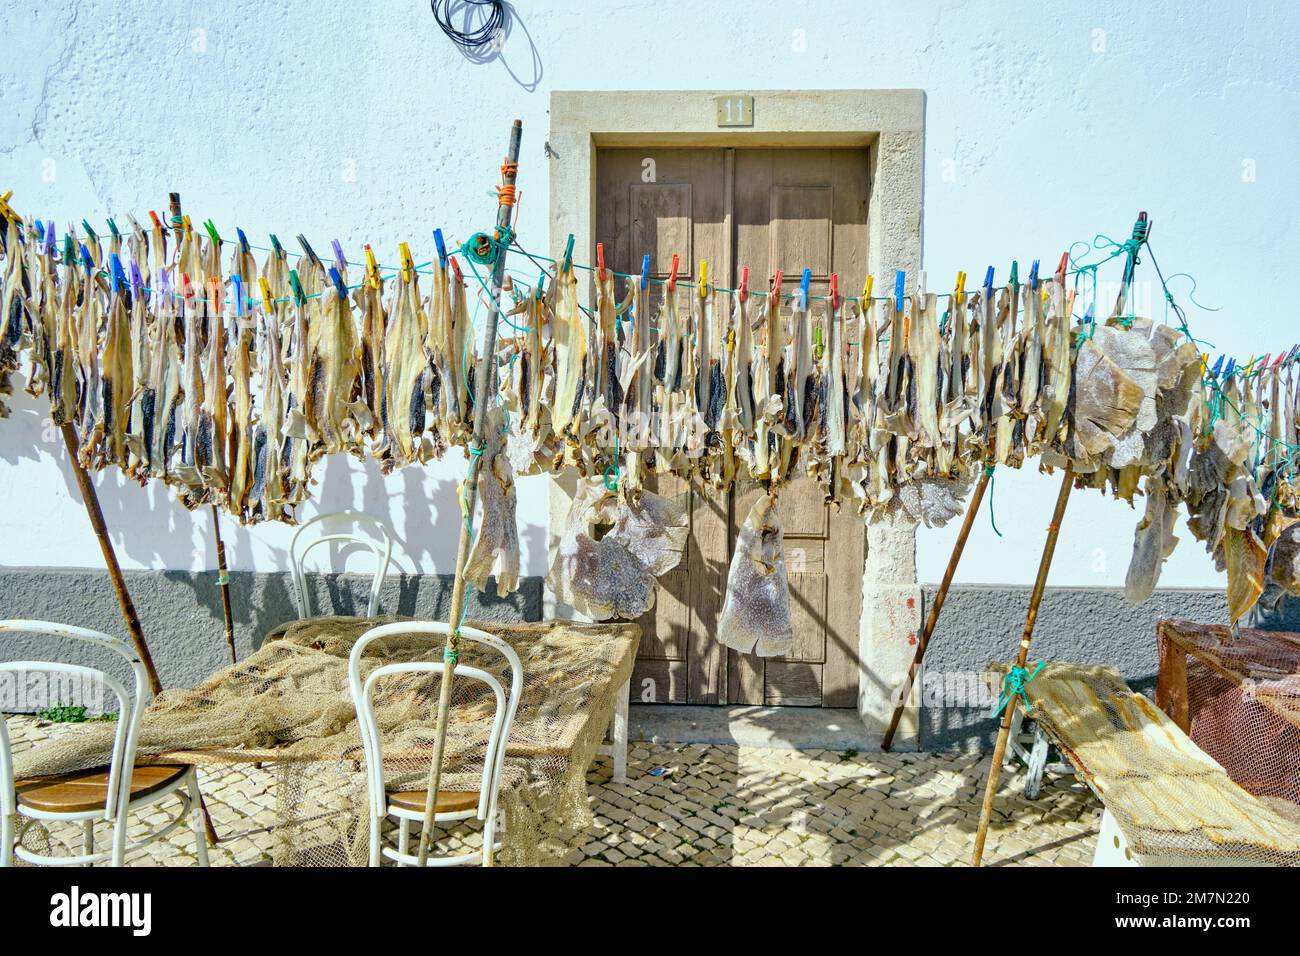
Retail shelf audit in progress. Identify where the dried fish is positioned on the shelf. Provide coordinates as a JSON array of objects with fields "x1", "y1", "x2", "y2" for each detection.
[{"x1": 717, "y1": 493, "x2": 794, "y2": 658}]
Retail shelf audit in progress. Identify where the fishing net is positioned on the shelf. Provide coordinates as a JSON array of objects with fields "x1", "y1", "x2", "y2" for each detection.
[
  {"x1": 997, "y1": 661, "x2": 1300, "y2": 865},
  {"x1": 10, "y1": 616, "x2": 639, "y2": 866},
  {"x1": 1157, "y1": 619, "x2": 1300, "y2": 816}
]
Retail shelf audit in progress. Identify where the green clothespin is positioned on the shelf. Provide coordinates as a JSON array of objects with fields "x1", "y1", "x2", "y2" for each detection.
[
  {"x1": 62, "y1": 235, "x2": 75, "y2": 266},
  {"x1": 561, "y1": 234, "x2": 575, "y2": 273},
  {"x1": 81, "y1": 220, "x2": 98, "y2": 244},
  {"x1": 106, "y1": 218, "x2": 120, "y2": 240},
  {"x1": 289, "y1": 269, "x2": 306, "y2": 306},
  {"x1": 270, "y1": 234, "x2": 285, "y2": 262},
  {"x1": 1010, "y1": 260, "x2": 1019, "y2": 296},
  {"x1": 203, "y1": 219, "x2": 222, "y2": 247}
]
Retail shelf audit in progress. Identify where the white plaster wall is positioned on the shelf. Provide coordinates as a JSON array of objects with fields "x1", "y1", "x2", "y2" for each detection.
[{"x1": 1, "y1": 0, "x2": 1296, "y2": 587}]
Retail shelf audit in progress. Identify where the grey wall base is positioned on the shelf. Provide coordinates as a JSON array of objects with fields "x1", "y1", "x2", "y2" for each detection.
[
  {"x1": 4, "y1": 568, "x2": 1294, "y2": 754},
  {"x1": 0, "y1": 567, "x2": 541, "y2": 706}
]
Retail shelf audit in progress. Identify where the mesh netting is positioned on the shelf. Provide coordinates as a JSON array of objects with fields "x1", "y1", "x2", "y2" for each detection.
[
  {"x1": 1157, "y1": 619, "x2": 1300, "y2": 818},
  {"x1": 1003, "y1": 661, "x2": 1300, "y2": 865},
  {"x1": 11, "y1": 617, "x2": 639, "y2": 866}
]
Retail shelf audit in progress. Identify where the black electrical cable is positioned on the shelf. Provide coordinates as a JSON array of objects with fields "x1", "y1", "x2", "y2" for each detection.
[{"x1": 431, "y1": 0, "x2": 506, "y2": 59}]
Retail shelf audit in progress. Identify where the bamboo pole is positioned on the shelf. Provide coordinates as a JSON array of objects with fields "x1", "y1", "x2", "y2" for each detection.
[
  {"x1": 211, "y1": 506, "x2": 237, "y2": 663},
  {"x1": 970, "y1": 461, "x2": 1074, "y2": 867},
  {"x1": 415, "y1": 119, "x2": 523, "y2": 867},
  {"x1": 882, "y1": 465, "x2": 991, "y2": 751}
]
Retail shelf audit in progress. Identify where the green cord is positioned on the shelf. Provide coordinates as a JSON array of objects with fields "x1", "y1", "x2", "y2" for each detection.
[
  {"x1": 985, "y1": 464, "x2": 1004, "y2": 538},
  {"x1": 992, "y1": 661, "x2": 1045, "y2": 718}
]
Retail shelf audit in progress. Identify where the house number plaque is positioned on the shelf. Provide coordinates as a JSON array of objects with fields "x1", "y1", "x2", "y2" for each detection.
[{"x1": 715, "y1": 94, "x2": 754, "y2": 127}]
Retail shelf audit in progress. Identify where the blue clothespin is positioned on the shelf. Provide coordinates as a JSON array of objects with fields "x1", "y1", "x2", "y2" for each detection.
[
  {"x1": 43, "y1": 221, "x2": 56, "y2": 257},
  {"x1": 154, "y1": 266, "x2": 171, "y2": 303},
  {"x1": 129, "y1": 262, "x2": 144, "y2": 302},
  {"x1": 34, "y1": 221, "x2": 44, "y2": 242},
  {"x1": 562, "y1": 234, "x2": 575, "y2": 273},
  {"x1": 1209, "y1": 355, "x2": 1224, "y2": 379},
  {"x1": 1028, "y1": 259, "x2": 1040, "y2": 291},
  {"x1": 894, "y1": 270, "x2": 906, "y2": 311},
  {"x1": 327, "y1": 265, "x2": 348, "y2": 300},
  {"x1": 78, "y1": 243, "x2": 94, "y2": 274},
  {"x1": 330, "y1": 240, "x2": 346, "y2": 273},
  {"x1": 983, "y1": 266, "x2": 994, "y2": 297},
  {"x1": 1083, "y1": 302, "x2": 1096, "y2": 326},
  {"x1": 109, "y1": 253, "x2": 127, "y2": 293},
  {"x1": 231, "y1": 275, "x2": 245, "y2": 317},
  {"x1": 236, "y1": 228, "x2": 250, "y2": 255},
  {"x1": 433, "y1": 228, "x2": 448, "y2": 269},
  {"x1": 799, "y1": 268, "x2": 812, "y2": 310},
  {"x1": 1224, "y1": 358, "x2": 1236, "y2": 378},
  {"x1": 640, "y1": 254, "x2": 650, "y2": 291}
]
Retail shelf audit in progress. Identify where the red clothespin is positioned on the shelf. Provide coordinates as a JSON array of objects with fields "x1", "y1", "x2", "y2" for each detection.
[
  {"x1": 180, "y1": 271, "x2": 196, "y2": 304},
  {"x1": 738, "y1": 267, "x2": 749, "y2": 302},
  {"x1": 1273, "y1": 352, "x2": 1286, "y2": 369},
  {"x1": 829, "y1": 273, "x2": 841, "y2": 311},
  {"x1": 148, "y1": 210, "x2": 164, "y2": 232},
  {"x1": 772, "y1": 270, "x2": 785, "y2": 302},
  {"x1": 449, "y1": 256, "x2": 463, "y2": 285},
  {"x1": 207, "y1": 277, "x2": 223, "y2": 317},
  {"x1": 1055, "y1": 251, "x2": 1069, "y2": 285},
  {"x1": 666, "y1": 254, "x2": 680, "y2": 293},
  {"x1": 596, "y1": 242, "x2": 607, "y2": 282}
]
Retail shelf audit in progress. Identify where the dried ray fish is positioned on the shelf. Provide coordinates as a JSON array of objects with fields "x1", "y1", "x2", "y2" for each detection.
[
  {"x1": 717, "y1": 492, "x2": 794, "y2": 658},
  {"x1": 1224, "y1": 524, "x2": 1267, "y2": 624},
  {"x1": 1124, "y1": 476, "x2": 1180, "y2": 603},
  {"x1": 306, "y1": 279, "x2": 362, "y2": 458},
  {"x1": 550, "y1": 262, "x2": 585, "y2": 437},
  {"x1": 464, "y1": 409, "x2": 521, "y2": 596},
  {"x1": 379, "y1": 264, "x2": 428, "y2": 470}
]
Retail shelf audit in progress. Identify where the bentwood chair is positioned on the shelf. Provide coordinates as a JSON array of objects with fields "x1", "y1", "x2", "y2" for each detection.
[
  {"x1": 290, "y1": 510, "x2": 393, "y2": 619},
  {"x1": 0, "y1": 620, "x2": 209, "y2": 867},
  {"x1": 347, "y1": 621, "x2": 522, "y2": 866}
]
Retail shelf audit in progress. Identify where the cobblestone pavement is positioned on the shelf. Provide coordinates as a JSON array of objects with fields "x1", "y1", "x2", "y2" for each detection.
[{"x1": 6, "y1": 716, "x2": 1101, "y2": 866}]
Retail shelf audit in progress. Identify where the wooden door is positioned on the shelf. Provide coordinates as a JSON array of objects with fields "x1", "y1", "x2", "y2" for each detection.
[{"x1": 594, "y1": 146, "x2": 868, "y2": 707}]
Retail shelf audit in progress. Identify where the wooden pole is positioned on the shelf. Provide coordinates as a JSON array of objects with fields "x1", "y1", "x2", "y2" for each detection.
[
  {"x1": 211, "y1": 506, "x2": 237, "y2": 664},
  {"x1": 882, "y1": 465, "x2": 991, "y2": 751},
  {"x1": 416, "y1": 119, "x2": 523, "y2": 867},
  {"x1": 970, "y1": 461, "x2": 1074, "y2": 867},
  {"x1": 61, "y1": 423, "x2": 221, "y2": 845}
]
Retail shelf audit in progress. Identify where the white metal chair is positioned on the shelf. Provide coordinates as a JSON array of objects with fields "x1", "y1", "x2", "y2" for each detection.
[
  {"x1": 0, "y1": 620, "x2": 209, "y2": 867},
  {"x1": 290, "y1": 510, "x2": 393, "y2": 619},
  {"x1": 348, "y1": 621, "x2": 522, "y2": 867}
]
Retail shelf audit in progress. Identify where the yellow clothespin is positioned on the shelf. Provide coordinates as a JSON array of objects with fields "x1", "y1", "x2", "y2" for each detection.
[
  {"x1": 862, "y1": 274, "x2": 874, "y2": 304},
  {"x1": 364, "y1": 244, "x2": 380, "y2": 289},
  {"x1": 1200, "y1": 354, "x2": 1209, "y2": 377},
  {"x1": 954, "y1": 270, "x2": 966, "y2": 304},
  {"x1": 182, "y1": 214, "x2": 193, "y2": 239},
  {"x1": 698, "y1": 259, "x2": 708, "y2": 299},
  {"x1": 259, "y1": 277, "x2": 274, "y2": 313},
  {"x1": 399, "y1": 242, "x2": 414, "y2": 283},
  {"x1": 0, "y1": 190, "x2": 17, "y2": 225}
]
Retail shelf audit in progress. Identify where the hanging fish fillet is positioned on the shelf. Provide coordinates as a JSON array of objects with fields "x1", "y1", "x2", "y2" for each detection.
[
  {"x1": 379, "y1": 266, "x2": 428, "y2": 471},
  {"x1": 464, "y1": 409, "x2": 521, "y2": 596},
  {"x1": 307, "y1": 280, "x2": 362, "y2": 457},
  {"x1": 550, "y1": 263, "x2": 585, "y2": 437},
  {"x1": 717, "y1": 492, "x2": 794, "y2": 658}
]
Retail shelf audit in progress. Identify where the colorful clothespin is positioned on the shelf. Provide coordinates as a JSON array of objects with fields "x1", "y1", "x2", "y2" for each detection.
[
  {"x1": 108, "y1": 253, "x2": 127, "y2": 293},
  {"x1": 954, "y1": 270, "x2": 967, "y2": 303},
  {"x1": 148, "y1": 210, "x2": 164, "y2": 233},
  {"x1": 640, "y1": 255, "x2": 651, "y2": 291},
  {"x1": 259, "y1": 277, "x2": 274, "y2": 313},
  {"x1": 1224, "y1": 358, "x2": 1236, "y2": 378},
  {"x1": 700, "y1": 260, "x2": 711, "y2": 300},
  {"x1": 561, "y1": 234, "x2": 575, "y2": 273},
  {"x1": 61, "y1": 235, "x2": 74, "y2": 267},
  {"x1": 448, "y1": 256, "x2": 463, "y2": 285},
  {"x1": 330, "y1": 240, "x2": 346, "y2": 274},
  {"x1": 983, "y1": 267, "x2": 995, "y2": 296},
  {"x1": 289, "y1": 269, "x2": 306, "y2": 306},
  {"x1": 894, "y1": 271, "x2": 906, "y2": 312},
  {"x1": 237, "y1": 228, "x2": 250, "y2": 255},
  {"x1": 772, "y1": 270, "x2": 785, "y2": 302},
  {"x1": 106, "y1": 218, "x2": 120, "y2": 241},
  {"x1": 81, "y1": 220, "x2": 98, "y2": 244},
  {"x1": 129, "y1": 262, "x2": 144, "y2": 302},
  {"x1": 43, "y1": 221, "x2": 56, "y2": 257},
  {"x1": 270, "y1": 234, "x2": 285, "y2": 262},
  {"x1": 327, "y1": 265, "x2": 348, "y2": 299},
  {"x1": 798, "y1": 268, "x2": 811, "y2": 310},
  {"x1": 398, "y1": 242, "x2": 414, "y2": 283},
  {"x1": 433, "y1": 228, "x2": 448, "y2": 269},
  {"x1": 536, "y1": 271, "x2": 547, "y2": 300},
  {"x1": 179, "y1": 272, "x2": 196, "y2": 304},
  {"x1": 231, "y1": 275, "x2": 245, "y2": 317},
  {"x1": 829, "y1": 273, "x2": 841, "y2": 311},
  {"x1": 1009, "y1": 261, "x2": 1019, "y2": 295},
  {"x1": 155, "y1": 266, "x2": 171, "y2": 304},
  {"x1": 207, "y1": 277, "x2": 223, "y2": 317},
  {"x1": 78, "y1": 243, "x2": 93, "y2": 274},
  {"x1": 363, "y1": 244, "x2": 380, "y2": 289},
  {"x1": 1260, "y1": 353, "x2": 1272, "y2": 372},
  {"x1": 596, "y1": 243, "x2": 607, "y2": 282},
  {"x1": 1028, "y1": 259, "x2": 1040, "y2": 291},
  {"x1": 739, "y1": 266, "x2": 750, "y2": 302},
  {"x1": 203, "y1": 219, "x2": 222, "y2": 247},
  {"x1": 862, "y1": 274, "x2": 874, "y2": 305},
  {"x1": 667, "y1": 254, "x2": 680, "y2": 293},
  {"x1": 1055, "y1": 252, "x2": 1069, "y2": 286},
  {"x1": 296, "y1": 235, "x2": 322, "y2": 272}
]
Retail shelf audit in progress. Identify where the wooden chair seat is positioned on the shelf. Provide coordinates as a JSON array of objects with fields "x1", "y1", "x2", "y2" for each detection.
[
  {"x1": 387, "y1": 789, "x2": 480, "y2": 814},
  {"x1": 15, "y1": 764, "x2": 190, "y2": 814}
]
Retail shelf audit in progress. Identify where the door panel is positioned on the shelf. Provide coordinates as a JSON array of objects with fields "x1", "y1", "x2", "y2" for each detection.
[{"x1": 595, "y1": 145, "x2": 868, "y2": 707}]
